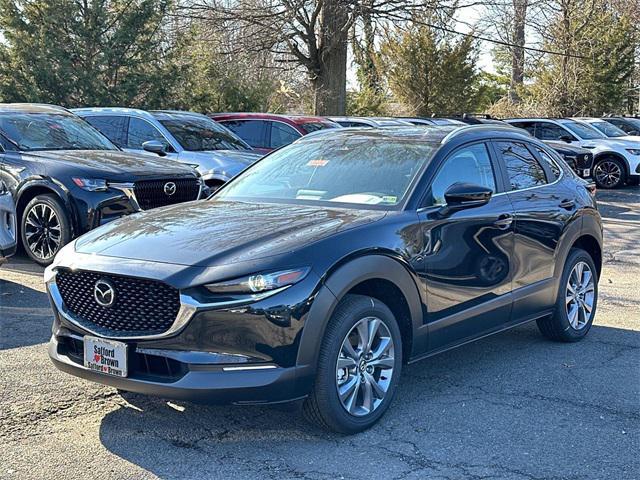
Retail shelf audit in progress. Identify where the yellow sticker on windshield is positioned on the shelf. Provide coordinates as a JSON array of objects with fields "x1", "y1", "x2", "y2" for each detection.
[{"x1": 307, "y1": 159, "x2": 329, "y2": 167}]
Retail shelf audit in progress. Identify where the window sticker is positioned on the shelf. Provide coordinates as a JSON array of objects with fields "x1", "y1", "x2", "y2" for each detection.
[{"x1": 307, "y1": 159, "x2": 329, "y2": 167}]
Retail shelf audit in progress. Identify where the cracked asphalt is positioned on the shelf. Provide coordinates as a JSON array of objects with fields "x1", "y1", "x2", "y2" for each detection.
[{"x1": 1, "y1": 187, "x2": 639, "y2": 480}]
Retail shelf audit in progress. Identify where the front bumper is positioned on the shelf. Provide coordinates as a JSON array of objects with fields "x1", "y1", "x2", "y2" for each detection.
[
  {"x1": 45, "y1": 261, "x2": 320, "y2": 404},
  {"x1": 48, "y1": 332, "x2": 309, "y2": 404}
]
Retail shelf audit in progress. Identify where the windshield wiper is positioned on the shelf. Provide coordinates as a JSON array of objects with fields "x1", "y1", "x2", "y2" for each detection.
[{"x1": 0, "y1": 129, "x2": 21, "y2": 150}]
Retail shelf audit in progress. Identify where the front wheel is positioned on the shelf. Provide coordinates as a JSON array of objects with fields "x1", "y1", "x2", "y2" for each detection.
[
  {"x1": 593, "y1": 158, "x2": 626, "y2": 189},
  {"x1": 537, "y1": 248, "x2": 598, "y2": 342},
  {"x1": 20, "y1": 194, "x2": 72, "y2": 266},
  {"x1": 303, "y1": 294, "x2": 402, "y2": 434}
]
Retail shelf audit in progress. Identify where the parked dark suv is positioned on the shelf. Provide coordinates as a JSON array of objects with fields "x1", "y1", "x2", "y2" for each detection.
[
  {"x1": 47, "y1": 125, "x2": 602, "y2": 433},
  {"x1": 0, "y1": 104, "x2": 202, "y2": 265}
]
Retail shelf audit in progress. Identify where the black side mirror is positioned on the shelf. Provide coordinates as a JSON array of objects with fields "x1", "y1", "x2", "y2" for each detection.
[
  {"x1": 439, "y1": 182, "x2": 493, "y2": 216},
  {"x1": 142, "y1": 140, "x2": 167, "y2": 156},
  {"x1": 559, "y1": 135, "x2": 573, "y2": 143}
]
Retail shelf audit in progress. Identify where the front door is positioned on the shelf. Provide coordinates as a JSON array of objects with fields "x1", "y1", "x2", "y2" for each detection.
[{"x1": 418, "y1": 142, "x2": 515, "y2": 351}]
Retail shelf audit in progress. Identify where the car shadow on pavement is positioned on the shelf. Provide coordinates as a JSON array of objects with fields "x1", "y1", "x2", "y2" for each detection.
[
  {"x1": 0, "y1": 278, "x2": 52, "y2": 350},
  {"x1": 97, "y1": 322, "x2": 639, "y2": 479}
]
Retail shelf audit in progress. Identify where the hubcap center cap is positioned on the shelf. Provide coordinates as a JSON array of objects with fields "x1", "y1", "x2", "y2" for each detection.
[{"x1": 359, "y1": 360, "x2": 367, "y2": 372}]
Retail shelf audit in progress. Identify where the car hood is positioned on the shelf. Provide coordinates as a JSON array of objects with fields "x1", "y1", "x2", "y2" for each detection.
[
  {"x1": 74, "y1": 200, "x2": 386, "y2": 267},
  {"x1": 583, "y1": 138, "x2": 640, "y2": 149},
  {"x1": 24, "y1": 149, "x2": 195, "y2": 178},
  {"x1": 544, "y1": 141, "x2": 591, "y2": 154}
]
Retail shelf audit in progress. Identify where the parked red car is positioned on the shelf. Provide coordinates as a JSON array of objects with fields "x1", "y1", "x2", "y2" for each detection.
[{"x1": 209, "y1": 113, "x2": 340, "y2": 154}]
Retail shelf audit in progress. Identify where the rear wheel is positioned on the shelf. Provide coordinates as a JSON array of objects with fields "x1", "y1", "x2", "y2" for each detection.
[
  {"x1": 537, "y1": 248, "x2": 598, "y2": 342},
  {"x1": 20, "y1": 194, "x2": 71, "y2": 266},
  {"x1": 303, "y1": 294, "x2": 402, "y2": 434},
  {"x1": 593, "y1": 157, "x2": 626, "y2": 189}
]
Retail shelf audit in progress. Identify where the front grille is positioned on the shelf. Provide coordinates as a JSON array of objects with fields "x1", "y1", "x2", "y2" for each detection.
[
  {"x1": 56, "y1": 269, "x2": 181, "y2": 336},
  {"x1": 134, "y1": 178, "x2": 199, "y2": 210}
]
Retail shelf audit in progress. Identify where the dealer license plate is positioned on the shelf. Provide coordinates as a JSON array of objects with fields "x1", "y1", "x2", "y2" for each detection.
[{"x1": 83, "y1": 336, "x2": 128, "y2": 377}]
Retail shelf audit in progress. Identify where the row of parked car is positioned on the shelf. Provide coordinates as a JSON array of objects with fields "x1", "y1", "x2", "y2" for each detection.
[{"x1": 0, "y1": 103, "x2": 637, "y2": 268}]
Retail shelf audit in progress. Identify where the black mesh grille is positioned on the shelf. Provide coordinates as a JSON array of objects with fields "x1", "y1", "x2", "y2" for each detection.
[
  {"x1": 134, "y1": 178, "x2": 199, "y2": 210},
  {"x1": 56, "y1": 269, "x2": 181, "y2": 336}
]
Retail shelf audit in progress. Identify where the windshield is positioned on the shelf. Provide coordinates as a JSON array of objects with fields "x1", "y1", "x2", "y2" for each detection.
[
  {"x1": 589, "y1": 121, "x2": 626, "y2": 138},
  {"x1": 158, "y1": 116, "x2": 251, "y2": 151},
  {"x1": 0, "y1": 113, "x2": 116, "y2": 151},
  {"x1": 560, "y1": 121, "x2": 605, "y2": 140},
  {"x1": 299, "y1": 122, "x2": 340, "y2": 134},
  {"x1": 216, "y1": 137, "x2": 437, "y2": 208}
]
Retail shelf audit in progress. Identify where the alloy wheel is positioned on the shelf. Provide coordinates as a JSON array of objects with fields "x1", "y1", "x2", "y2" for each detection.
[
  {"x1": 335, "y1": 316, "x2": 395, "y2": 417},
  {"x1": 565, "y1": 261, "x2": 595, "y2": 330},
  {"x1": 24, "y1": 203, "x2": 62, "y2": 260},
  {"x1": 594, "y1": 161, "x2": 622, "y2": 188}
]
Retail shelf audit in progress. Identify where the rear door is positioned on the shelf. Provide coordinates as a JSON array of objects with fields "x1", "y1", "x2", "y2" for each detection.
[
  {"x1": 418, "y1": 141, "x2": 515, "y2": 351},
  {"x1": 492, "y1": 140, "x2": 571, "y2": 319},
  {"x1": 219, "y1": 120, "x2": 270, "y2": 153}
]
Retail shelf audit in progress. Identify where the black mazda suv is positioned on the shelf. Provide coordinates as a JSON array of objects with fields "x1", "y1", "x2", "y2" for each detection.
[
  {"x1": 0, "y1": 104, "x2": 202, "y2": 265},
  {"x1": 46, "y1": 125, "x2": 602, "y2": 433}
]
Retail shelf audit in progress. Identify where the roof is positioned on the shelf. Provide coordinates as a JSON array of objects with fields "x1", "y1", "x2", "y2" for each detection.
[
  {"x1": 0, "y1": 103, "x2": 72, "y2": 115},
  {"x1": 297, "y1": 124, "x2": 533, "y2": 146},
  {"x1": 209, "y1": 112, "x2": 334, "y2": 125},
  {"x1": 72, "y1": 106, "x2": 153, "y2": 118}
]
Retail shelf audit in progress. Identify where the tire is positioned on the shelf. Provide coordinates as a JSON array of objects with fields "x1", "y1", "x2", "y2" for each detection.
[
  {"x1": 627, "y1": 176, "x2": 639, "y2": 186},
  {"x1": 593, "y1": 157, "x2": 626, "y2": 189},
  {"x1": 537, "y1": 248, "x2": 598, "y2": 342},
  {"x1": 20, "y1": 194, "x2": 72, "y2": 266},
  {"x1": 302, "y1": 294, "x2": 403, "y2": 434}
]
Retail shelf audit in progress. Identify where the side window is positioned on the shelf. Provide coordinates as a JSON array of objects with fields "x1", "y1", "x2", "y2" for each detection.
[
  {"x1": 428, "y1": 143, "x2": 497, "y2": 206},
  {"x1": 535, "y1": 147, "x2": 561, "y2": 179},
  {"x1": 497, "y1": 141, "x2": 547, "y2": 190},
  {"x1": 83, "y1": 116, "x2": 127, "y2": 147},
  {"x1": 270, "y1": 122, "x2": 301, "y2": 149},
  {"x1": 536, "y1": 122, "x2": 571, "y2": 141},
  {"x1": 221, "y1": 120, "x2": 266, "y2": 148},
  {"x1": 510, "y1": 121, "x2": 535, "y2": 136},
  {"x1": 127, "y1": 118, "x2": 168, "y2": 149}
]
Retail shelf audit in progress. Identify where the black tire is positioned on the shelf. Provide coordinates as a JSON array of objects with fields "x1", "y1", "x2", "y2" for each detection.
[
  {"x1": 302, "y1": 294, "x2": 403, "y2": 434},
  {"x1": 537, "y1": 248, "x2": 598, "y2": 342},
  {"x1": 20, "y1": 194, "x2": 72, "y2": 266},
  {"x1": 593, "y1": 157, "x2": 626, "y2": 189},
  {"x1": 627, "y1": 176, "x2": 639, "y2": 186}
]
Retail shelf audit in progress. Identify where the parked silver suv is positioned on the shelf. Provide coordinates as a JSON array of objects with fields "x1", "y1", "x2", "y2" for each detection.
[{"x1": 74, "y1": 108, "x2": 263, "y2": 191}]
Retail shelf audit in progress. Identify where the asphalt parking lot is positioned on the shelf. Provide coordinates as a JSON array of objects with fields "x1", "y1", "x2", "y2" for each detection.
[{"x1": 1, "y1": 187, "x2": 638, "y2": 480}]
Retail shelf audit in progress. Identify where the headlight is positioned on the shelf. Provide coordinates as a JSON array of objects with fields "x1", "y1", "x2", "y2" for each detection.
[
  {"x1": 205, "y1": 268, "x2": 310, "y2": 294},
  {"x1": 72, "y1": 178, "x2": 108, "y2": 191},
  {"x1": 626, "y1": 149, "x2": 640, "y2": 155}
]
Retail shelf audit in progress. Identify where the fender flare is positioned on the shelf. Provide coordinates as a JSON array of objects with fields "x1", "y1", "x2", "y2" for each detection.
[
  {"x1": 296, "y1": 255, "x2": 425, "y2": 371},
  {"x1": 552, "y1": 213, "x2": 603, "y2": 290},
  {"x1": 16, "y1": 179, "x2": 79, "y2": 235}
]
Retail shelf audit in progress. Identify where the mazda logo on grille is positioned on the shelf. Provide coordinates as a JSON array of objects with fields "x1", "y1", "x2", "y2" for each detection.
[
  {"x1": 94, "y1": 279, "x2": 116, "y2": 308},
  {"x1": 164, "y1": 182, "x2": 177, "y2": 196}
]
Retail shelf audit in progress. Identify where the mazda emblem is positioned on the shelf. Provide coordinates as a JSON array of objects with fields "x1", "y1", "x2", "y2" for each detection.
[
  {"x1": 164, "y1": 182, "x2": 177, "y2": 196},
  {"x1": 94, "y1": 279, "x2": 116, "y2": 308}
]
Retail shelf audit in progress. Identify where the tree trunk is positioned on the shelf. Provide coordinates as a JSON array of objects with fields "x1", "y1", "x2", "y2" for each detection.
[
  {"x1": 509, "y1": 0, "x2": 527, "y2": 102},
  {"x1": 312, "y1": 0, "x2": 348, "y2": 115}
]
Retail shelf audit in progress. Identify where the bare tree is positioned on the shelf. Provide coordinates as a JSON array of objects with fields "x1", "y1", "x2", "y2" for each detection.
[{"x1": 175, "y1": 0, "x2": 445, "y2": 115}]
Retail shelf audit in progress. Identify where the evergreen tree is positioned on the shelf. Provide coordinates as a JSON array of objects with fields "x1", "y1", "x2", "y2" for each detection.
[
  {"x1": 378, "y1": 24, "x2": 480, "y2": 116},
  {"x1": 0, "y1": 0, "x2": 176, "y2": 107}
]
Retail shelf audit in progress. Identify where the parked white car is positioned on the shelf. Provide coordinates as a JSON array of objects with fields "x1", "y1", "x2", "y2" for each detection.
[
  {"x1": 505, "y1": 118, "x2": 640, "y2": 189},
  {"x1": 574, "y1": 117, "x2": 640, "y2": 142}
]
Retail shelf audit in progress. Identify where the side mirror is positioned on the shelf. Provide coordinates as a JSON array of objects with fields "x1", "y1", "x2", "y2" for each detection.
[
  {"x1": 559, "y1": 135, "x2": 573, "y2": 143},
  {"x1": 142, "y1": 140, "x2": 167, "y2": 156},
  {"x1": 439, "y1": 182, "x2": 493, "y2": 216}
]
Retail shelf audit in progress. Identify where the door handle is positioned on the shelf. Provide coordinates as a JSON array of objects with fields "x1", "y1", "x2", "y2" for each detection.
[
  {"x1": 494, "y1": 214, "x2": 513, "y2": 230},
  {"x1": 559, "y1": 199, "x2": 575, "y2": 210}
]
